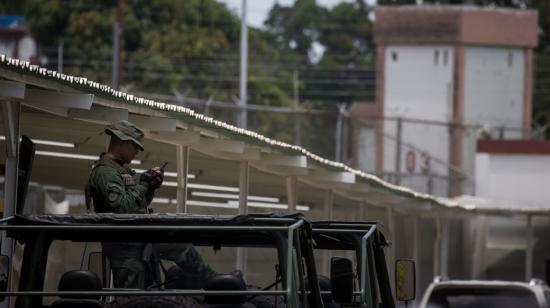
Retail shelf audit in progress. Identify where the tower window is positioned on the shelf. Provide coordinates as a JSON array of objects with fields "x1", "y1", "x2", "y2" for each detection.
[{"x1": 392, "y1": 51, "x2": 398, "y2": 62}]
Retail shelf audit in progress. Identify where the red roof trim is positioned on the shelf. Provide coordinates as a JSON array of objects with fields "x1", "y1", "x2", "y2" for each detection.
[{"x1": 477, "y1": 139, "x2": 550, "y2": 155}]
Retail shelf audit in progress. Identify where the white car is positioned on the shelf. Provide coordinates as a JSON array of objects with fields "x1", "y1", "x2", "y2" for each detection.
[{"x1": 419, "y1": 278, "x2": 550, "y2": 308}]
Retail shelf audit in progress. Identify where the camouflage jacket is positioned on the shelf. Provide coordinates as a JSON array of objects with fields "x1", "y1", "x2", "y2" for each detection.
[{"x1": 86, "y1": 154, "x2": 153, "y2": 214}]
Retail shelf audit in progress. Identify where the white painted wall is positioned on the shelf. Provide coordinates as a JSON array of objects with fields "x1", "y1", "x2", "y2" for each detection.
[
  {"x1": 474, "y1": 152, "x2": 549, "y2": 281},
  {"x1": 0, "y1": 38, "x2": 16, "y2": 58},
  {"x1": 475, "y1": 153, "x2": 550, "y2": 202},
  {"x1": 383, "y1": 45, "x2": 454, "y2": 195},
  {"x1": 462, "y1": 47, "x2": 525, "y2": 194},
  {"x1": 18, "y1": 35, "x2": 37, "y2": 62},
  {"x1": 463, "y1": 47, "x2": 525, "y2": 130},
  {"x1": 357, "y1": 126, "x2": 376, "y2": 172},
  {"x1": 0, "y1": 35, "x2": 37, "y2": 62}
]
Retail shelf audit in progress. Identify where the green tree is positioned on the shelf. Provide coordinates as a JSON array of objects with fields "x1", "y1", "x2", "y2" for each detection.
[{"x1": 264, "y1": 0, "x2": 327, "y2": 63}]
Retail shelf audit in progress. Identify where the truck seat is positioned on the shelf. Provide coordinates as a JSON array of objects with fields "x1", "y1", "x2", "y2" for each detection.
[
  {"x1": 204, "y1": 274, "x2": 252, "y2": 308},
  {"x1": 51, "y1": 270, "x2": 103, "y2": 308}
]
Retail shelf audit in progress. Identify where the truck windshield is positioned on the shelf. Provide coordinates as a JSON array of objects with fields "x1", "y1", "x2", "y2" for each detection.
[{"x1": 427, "y1": 287, "x2": 539, "y2": 308}]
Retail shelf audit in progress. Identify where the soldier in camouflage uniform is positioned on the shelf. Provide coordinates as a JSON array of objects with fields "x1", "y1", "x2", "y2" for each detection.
[{"x1": 86, "y1": 121, "x2": 216, "y2": 289}]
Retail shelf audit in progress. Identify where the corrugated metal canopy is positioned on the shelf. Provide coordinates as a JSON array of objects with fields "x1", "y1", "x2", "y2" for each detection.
[{"x1": 0, "y1": 55, "x2": 541, "y2": 217}]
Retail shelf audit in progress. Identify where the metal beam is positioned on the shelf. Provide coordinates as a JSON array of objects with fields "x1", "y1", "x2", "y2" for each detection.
[
  {"x1": 525, "y1": 214, "x2": 533, "y2": 281},
  {"x1": 194, "y1": 138, "x2": 245, "y2": 154},
  {"x1": 68, "y1": 105, "x2": 128, "y2": 123},
  {"x1": 24, "y1": 88, "x2": 93, "y2": 109},
  {"x1": 251, "y1": 153, "x2": 308, "y2": 176},
  {"x1": 305, "y1": 169, "x2": 356, "y2": 184},
  {"x1": 145, "y1": 130, "x2": 200, "y2": 146},
  {"x1": 23, "y1": 104, "x2": 68, "y2": 117},
  {"x1": 0, "y1": 80, "x2": 25, "y2": 100},
  {"x1": 0, "y1": 100, "x2": 20, "y2": 308},
  {"x1": 236, "y1": 161, "x2": 250, "y2": 274},
  {"x1": 257, "y1": 153, "x2": 307, "y2": 168},
  {"x1": 252, "y1": 164, "x2": 309, "y2": 177},
  {"x1": 286, "y1": 175, "x2": 297, "y2": 211},
  {"x1": 176, "y1": 145, "x2": 190, "y2": 213},
  {"x1": 210, "y1": 147, "x2": 261, "y2": 161},
  {"x1": 129, "y1": 115, "x2": 177, "y2": 132}
]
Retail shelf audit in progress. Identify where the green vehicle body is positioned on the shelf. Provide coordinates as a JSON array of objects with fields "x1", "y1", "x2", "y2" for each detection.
[
  {"x1": 0, "y1": 213, "x2": 324, "y2": 308},
  {"x1": 0, "y1": 215, "x2": 399, "y2": 308},
  {"x1": 312, "y1": 221, "x2": 395, "y2": 308}
]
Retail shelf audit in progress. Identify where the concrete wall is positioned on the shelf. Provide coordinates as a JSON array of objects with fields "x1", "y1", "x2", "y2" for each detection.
[
  {"x1": 462, "y1": 47, "x2": 525, "y2": 194},
  {"x1": 475, "y1": 153, "x2": 550, "y2": 202},
  {"x1": 383, "y1": 45, "x2": 454, "y2": 196}
]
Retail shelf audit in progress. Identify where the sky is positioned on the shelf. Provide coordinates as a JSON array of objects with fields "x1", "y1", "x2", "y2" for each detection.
[{"x1": 218, "y1": 0, "x2": 375, "y2": 28}]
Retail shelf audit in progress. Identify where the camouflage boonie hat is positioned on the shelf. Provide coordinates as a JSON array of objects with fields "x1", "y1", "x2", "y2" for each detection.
[{"x1": 105, "y1": 120, "x2": 145, "y2": 151}]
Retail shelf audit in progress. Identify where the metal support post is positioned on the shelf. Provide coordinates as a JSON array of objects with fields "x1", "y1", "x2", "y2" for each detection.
[
  {"x1": 387, "y1": 207, "x2": 395, "y2": 298},
  {"x1": 413, "y1": 215, "x2": 421, "y2": 303},
  {"x1": 111, "y1": 0, "x2": 125, "y2": 90},
  {"x1": 286, "y1": 175, "x2": 297, "y2": 211},
  {"x1": 471, "y1": 216, "x2": 487, "y2": 279},
  {"x1": 335, "y1": 104, "x2": 346, "y2": 162},
  {"x1": 236, "y1": 161, "x2": 250, "y2": 274},
  {"x1": 433, "y1": 217, "x2": 441, "y2": 277},
  {"x1": 237, "y1": 0, "x2": 248, "y2": 129},
  {"x1": 322, "y1": 190, "x2": 334, "y2": 275},
  {"x1": 1, "y1": 100, "x2": 20, "y2": 308},
  {"x1": 293, "y1": 70, "x2": 301, "y2": 145},
  {"x1": 525, "y1": 214, "x2": 533, "y2": 281},
  {"x1": 342, "y1": 111, "x2": 349, "y2": 163},
  {"x1": 440, "y1": 218, "x2": 449, "y2": 278},
  {"x1": 394, "y1": 117, "x2": 403, "y2": 185},
  {"x1": 176, "y1": 145, "x2": 189, "y2": 213},
  {"x1": 57, "y1": 42, "x2": 63, "y2": 73}
]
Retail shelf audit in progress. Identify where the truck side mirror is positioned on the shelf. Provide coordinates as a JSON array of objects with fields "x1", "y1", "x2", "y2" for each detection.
[
  {"x1": 0, "y1": 255, "x2": 10, "y2": 301},
  {"x1": 330, "y1": 257, "x2": 354, "y2": 304},
  {"x1": 395, "y1": 259, "x2": 416, "y2": 302}
]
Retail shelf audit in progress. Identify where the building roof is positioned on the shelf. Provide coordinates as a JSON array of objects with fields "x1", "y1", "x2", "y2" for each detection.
[
  {"x1": 477, "y1": 139, "x2": 550, "y2": 155},
  {"x1": 374, "y1": 5, "x2": 538, "y2": 48}
]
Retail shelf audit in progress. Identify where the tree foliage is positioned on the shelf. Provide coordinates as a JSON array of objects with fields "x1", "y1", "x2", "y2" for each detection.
[{"x1": 0, "y1": 0, "x2": 396, "y2": 160}]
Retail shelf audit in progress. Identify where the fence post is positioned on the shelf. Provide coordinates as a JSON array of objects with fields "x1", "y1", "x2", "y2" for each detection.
[{"x1": 394, "y1": 117, "x2": 403, "y2": 185}]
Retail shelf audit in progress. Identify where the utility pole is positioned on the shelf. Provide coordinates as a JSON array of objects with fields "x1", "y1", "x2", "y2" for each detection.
[
  {"x1": 57, "y1": 42, "x2": 63, "y2": 73},
  {"x1": 237, "y1": 0, "x2": 248, "y2": 129},
  {"x1": 293, "y1": 70, "x2": 301, "y2": 145},
  {"x1": 335, "y1": 104, "x2": 346, "y2": 162},
  {"x1": 112, "y1": 0, "x2": 125, "y2": 90}
]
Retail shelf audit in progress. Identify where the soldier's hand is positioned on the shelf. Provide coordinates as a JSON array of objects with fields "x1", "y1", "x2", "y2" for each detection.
[{"x1": 140, "y1": 168, "x2": 164, "y2": 190}]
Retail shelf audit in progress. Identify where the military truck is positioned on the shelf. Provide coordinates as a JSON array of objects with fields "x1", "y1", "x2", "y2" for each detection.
[
  {"x1": 0, "y1": 212, "x2": 327, "y2": 308},
  {"x1": 0, "y1": 214, "x2": 415, "y2": 308}
]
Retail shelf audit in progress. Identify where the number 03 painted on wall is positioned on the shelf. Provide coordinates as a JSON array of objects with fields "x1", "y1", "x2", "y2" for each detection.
[{"x1": 405, "y1": 150, "x2": 431, "y2": 175}]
